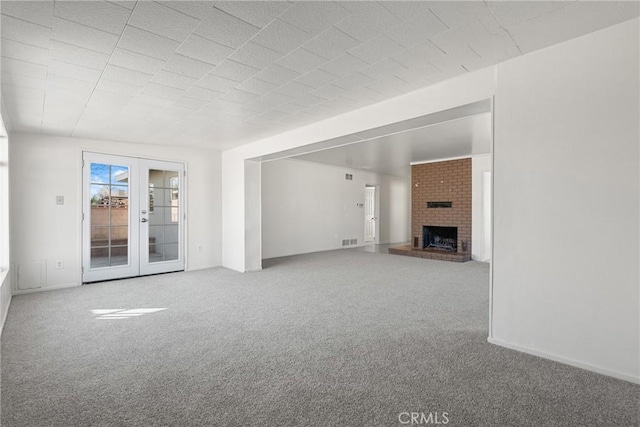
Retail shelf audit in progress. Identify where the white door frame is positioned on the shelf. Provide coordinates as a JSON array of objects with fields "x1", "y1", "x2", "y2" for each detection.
[
  {"x1": 82, "y1": 152, "x2": 185, "y2": 283},
  {"x1": 364, "y1": 185, "x2": 379, "y2": 244}
]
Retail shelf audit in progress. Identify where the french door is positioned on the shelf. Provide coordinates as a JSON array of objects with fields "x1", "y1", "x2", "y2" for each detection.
[{"x1": 82, "y1": 152, "x2": 185, "y2": 283}]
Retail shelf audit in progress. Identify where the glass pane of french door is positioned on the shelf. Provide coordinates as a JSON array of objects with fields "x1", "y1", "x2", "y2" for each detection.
[
  {"x1": 147, "y1": 169, "x2": 180, "y2": 263},
  {"x1": 89, "y1": 163, "x2": 130, "y2": 268}
]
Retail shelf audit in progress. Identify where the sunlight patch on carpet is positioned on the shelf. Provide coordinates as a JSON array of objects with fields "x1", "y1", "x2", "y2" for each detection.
[{"x1": 91, "y1": 308, "x2": 167, "y2": 320}]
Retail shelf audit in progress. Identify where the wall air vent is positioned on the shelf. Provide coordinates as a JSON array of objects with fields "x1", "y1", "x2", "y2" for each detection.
[
  {"x1": 345, "y1": 173, "x2": 353, "y2": 180},
  {"x1": 427, "y1": 201, "x2": 452, "y2": 208}
]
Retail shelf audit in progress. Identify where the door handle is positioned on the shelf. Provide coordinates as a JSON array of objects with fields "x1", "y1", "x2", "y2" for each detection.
[{"x1": 141, "y1": 218, "x2": 148, "y2": 223}]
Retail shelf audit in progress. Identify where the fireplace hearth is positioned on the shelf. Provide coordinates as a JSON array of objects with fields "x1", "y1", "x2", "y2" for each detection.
[{"x1": 423, "y1": 226, "x2": 457, "y2": 252}]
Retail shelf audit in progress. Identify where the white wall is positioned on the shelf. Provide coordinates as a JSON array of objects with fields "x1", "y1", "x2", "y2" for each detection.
[
  {"x1": 222, "y1": 67, "x2": 496, "y2": 271},
  {"x1": 0, "y1": 133, "x2": 8, "y2": 272},
  {"x1": 378, "y1": 173, "x2": 411, "y2": 245},
  {"x1": 244, "y1": 160, "x2": 262, "y2": 271},
  {"x1": 261, "y1": 159, "x2": 409, "y2": 259},
  {"x1": 9, "y1": 133, "x2": 222, "y2": 292},
  {"x1": 0, "y1": 120, "x2": 11, "y2": 332},
  {"x1": 492, "y1": 18, "x2": 639, "y2": 383},
  {"x1": 472, "y1": 154, "x2": 492, "y2": 261},
  {"x1": 221, "y1": 148, "x2": 246, "y2": 272}
]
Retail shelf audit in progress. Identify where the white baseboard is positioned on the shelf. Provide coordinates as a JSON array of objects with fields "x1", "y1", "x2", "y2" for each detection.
[
  {"x1": 185, "y1": 264, "x2": 221, "y2": 273},
  {"x1": 13, "y1": 282, "x2": 80, "y2": 295},
  {"x1": 487, "y1": 337, "x2": 640, "y2": 385}
]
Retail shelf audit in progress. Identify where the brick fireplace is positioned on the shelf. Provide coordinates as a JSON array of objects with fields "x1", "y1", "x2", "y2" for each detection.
[{"x1": 390, "y1": 158, "x2": 471, "y2": 262}]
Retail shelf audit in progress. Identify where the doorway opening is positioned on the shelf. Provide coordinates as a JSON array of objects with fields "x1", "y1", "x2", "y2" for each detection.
[{"x1": 82, "y1": 152, "x2": 185, "y2": 283}]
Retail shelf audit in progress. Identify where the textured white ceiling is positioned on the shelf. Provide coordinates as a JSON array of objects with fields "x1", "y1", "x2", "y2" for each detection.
[
  {"x1": 1, "y1": 1, "x2": 638, "y2": 150},
  {"x1": 290, "y1": 112, "x2": 491, "y2": 177}
]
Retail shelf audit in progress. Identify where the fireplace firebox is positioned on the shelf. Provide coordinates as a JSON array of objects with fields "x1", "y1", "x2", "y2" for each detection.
[{"x1": 423, "y1": 226, "x2": 457, "y2": 252}]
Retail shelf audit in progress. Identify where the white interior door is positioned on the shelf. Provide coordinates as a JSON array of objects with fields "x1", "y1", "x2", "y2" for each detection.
[
  {"x1": 364, "y1": 186, "x2": 376, "y2": 242},
  {"x1": 82, "y1": 153, "x2": 185, "y2": 283}
]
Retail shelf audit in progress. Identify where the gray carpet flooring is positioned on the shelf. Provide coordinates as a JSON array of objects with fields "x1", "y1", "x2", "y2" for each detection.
[{"x1": 1, "y1": 249, "x2": 638, "y2": 426}]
